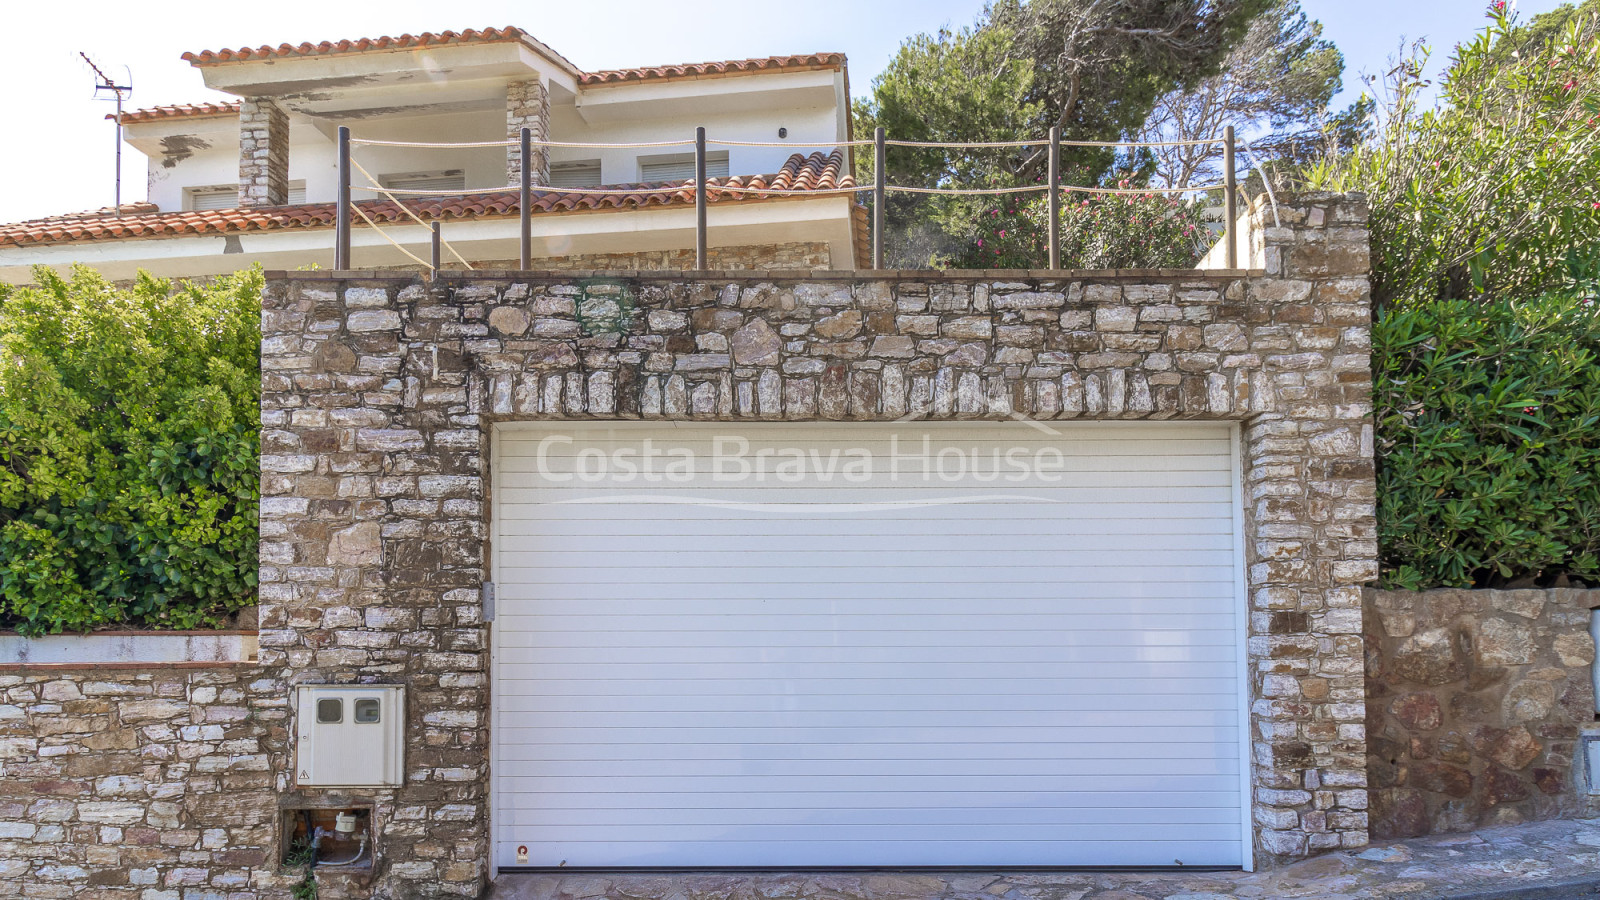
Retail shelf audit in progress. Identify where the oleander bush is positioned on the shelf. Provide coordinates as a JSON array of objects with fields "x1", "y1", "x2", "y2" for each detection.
[
  {"x1": 0, "y1": 266, "x2": 260, "y2": 635},
  {"x1": 1373, "y1": 289, "x2": 1600, "y2": 589},
  {"x1": 1305, "y1": 4, "x2": 1600, "y2": 306},
  {"x1": 1309, "y1": 3, "x2": 1600, "y2": 587}
]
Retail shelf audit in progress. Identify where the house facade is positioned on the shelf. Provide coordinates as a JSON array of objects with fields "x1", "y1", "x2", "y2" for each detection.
[{"x1": 0, "y1": 28, "x2": 863, "y2": 283}]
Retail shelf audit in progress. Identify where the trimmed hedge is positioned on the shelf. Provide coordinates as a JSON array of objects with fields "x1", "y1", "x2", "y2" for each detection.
[
  {"x1": 1374, "y1": 289, "x2": 1600, "y2": 589},
  {"x1": 0, "y1": 266, "x2": 260, "y2": 635}
]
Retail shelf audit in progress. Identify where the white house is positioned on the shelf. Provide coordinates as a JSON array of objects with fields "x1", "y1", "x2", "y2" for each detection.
[{"x1": 0, "y1": 27, "x2": 864, "y2": 282}]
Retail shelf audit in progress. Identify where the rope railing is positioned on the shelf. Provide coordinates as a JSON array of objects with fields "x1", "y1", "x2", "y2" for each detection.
[
  {"x1": 348, "y1": 156, "x2": 474, "y2": 271},
  {"x1": 346, "y1": 135, "x2": 1229, "y2": 151},
  {"x1": 332, "y1": 123, "x2": 1243, "y2": 272}
]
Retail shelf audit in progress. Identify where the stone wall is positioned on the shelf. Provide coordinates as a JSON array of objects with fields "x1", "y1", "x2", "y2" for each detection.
[
  {"x1": 0, "y1": 665, "x2": 288, "y2": 899},
  {"x1": 239, "y1": 98, "x2": 290, "y2": 208},
  {"x1": 1366, "y1": 587, "x2": 1600, "y2": 839},
  {"x1": 252, "y1": 192, "x2": 1376, "y2": 896}
]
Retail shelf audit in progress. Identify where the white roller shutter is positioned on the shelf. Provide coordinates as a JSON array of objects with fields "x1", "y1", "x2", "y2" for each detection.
[{"x1": 491, "y1": 422, "x2": 1248, "y2": 869}]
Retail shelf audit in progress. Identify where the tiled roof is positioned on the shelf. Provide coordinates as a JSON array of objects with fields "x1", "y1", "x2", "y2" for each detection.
[
  {"x1": 182, "y1": 26, "x2": 542, "y2": 65},
  {"x1": 181, "y1": 26, "x2": 841, "y2": 86},
  {"x1": 111, "y1": 101, "x2": 241, "y2": 125},
  {"x1": 581, "y1": 53, "x2": 847, "y2": 85},
  {"x1": 0, "y1": 152, "x2": 855, "y2": 249}
]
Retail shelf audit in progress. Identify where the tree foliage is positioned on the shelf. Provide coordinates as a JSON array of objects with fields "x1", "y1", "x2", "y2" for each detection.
[
  {"x1": 0, "y1": 266, "x2": 261, "y2": 635},
  {"x1": 1136, "y1": 0, "x2": 1365, "y2": 188},
  {"x1": 855, "y1": 0, "x2": 1268, "y2": 267}
]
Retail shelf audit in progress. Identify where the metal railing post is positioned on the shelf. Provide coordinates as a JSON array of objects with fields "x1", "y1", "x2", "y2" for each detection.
[
  {"x1": 335, "y1": 126, "x2": 351, "y2": 270},
  {"x1": 520, "y1": 127, "x2": 532, "y2": 270},
  {"x1": 1224, "y1": 125, "x2": 1238, "y2": 269},
  {"x1": 431, "y1": 221, "x2": 441, "y2": 275},
  {"x1": 695, "y1": 126, "x2": 708, "y2": 270},
  {"x1": 873, "y1": 127, "x2": 886, "y2": 270},
  {"x1": 1047, "y1": 125, "x2": 1061, "y2": 270}
]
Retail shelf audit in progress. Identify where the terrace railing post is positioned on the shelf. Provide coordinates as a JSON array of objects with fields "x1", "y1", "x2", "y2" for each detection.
[
  {"x1": 431, "y1": 221, "x2": 441, "y2": 275},
  {"x1": 695, "y1": 126, "x2": 708, "y2": 270},
  {"x1": 1224, "y1": 124, "x2": 1238, "y2": 269},
  {"x1": 335, "y1": 126, "x2": 351, "y2": 270},
  {"x1": 520, "y1": 127, "x2": 532, "y2": 270},
  {"x1": 873, "y1": 127, "x2": 886, "y2": 270},
  {"x1": 1047, "y1": 125, "x2": 1061, "y2": 271}
]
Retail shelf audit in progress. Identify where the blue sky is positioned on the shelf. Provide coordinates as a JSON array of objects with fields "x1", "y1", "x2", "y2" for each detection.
[{"x1": 0, "y1": 0, "x2": 1572, "y2": 223}]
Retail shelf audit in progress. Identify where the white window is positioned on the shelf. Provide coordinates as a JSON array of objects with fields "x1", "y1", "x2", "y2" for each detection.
[
  {"x1": 381, "y1": 170, "x2": 466, "y2": 194},
  {"x1": 639, "y1": 152, "x2": 729, "y2": 183},
  {"x1": 185, "y1": 181, "x2": 306, "y2": 210},
  {"x1": 549, "y1": 160, "x2": 603, "y2": 189}
]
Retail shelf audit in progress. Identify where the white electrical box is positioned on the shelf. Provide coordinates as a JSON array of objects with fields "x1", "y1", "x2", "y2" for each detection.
[{"x1": 295, "y1": 684, "x2": 405, "y2": 787}]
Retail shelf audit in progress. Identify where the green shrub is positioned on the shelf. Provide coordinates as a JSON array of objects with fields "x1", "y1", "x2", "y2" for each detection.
[
  {"x1": 954, "y1": 185, "x2": 1211, "y2": 269},
  {"x1": 0, "y1": 266, "x2": 261, "y2": 635},
  {"x1": 1373, "y1": 288, "x2": 1600, "y2": 589},
  {"x1": 1305, "y1": 5, "x2": 1600, "y2": 306}
]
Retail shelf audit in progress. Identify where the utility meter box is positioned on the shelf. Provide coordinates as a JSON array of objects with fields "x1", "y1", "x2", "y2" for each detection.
[{"x1": 295, "y1": 684, "x2": 405, "y2": 787}]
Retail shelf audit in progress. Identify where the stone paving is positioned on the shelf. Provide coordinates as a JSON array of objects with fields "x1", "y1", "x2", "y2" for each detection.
[{"x1": 488, "y1": 818, "x2": 1600, "y2": 900}]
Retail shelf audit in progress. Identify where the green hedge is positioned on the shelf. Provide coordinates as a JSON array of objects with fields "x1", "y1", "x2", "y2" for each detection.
[
  {"x1": 1374, "y1": 289, "x2": 1600, "y2": 589},
  {"x1": 0, "y1": 266, "x2": 260, "y2": 635}
]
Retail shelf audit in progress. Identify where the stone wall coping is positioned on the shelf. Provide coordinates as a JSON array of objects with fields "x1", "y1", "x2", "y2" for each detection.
[
  {"x1": 0, "y1": 630, "x2": 260, "y2": 667},
  {"x1": 266, "y1": 267, "x2": 1263, "y2": 284},
  {"x1": 0, "y1": 660, "x2": 263, "y2": 672},
  {"x1": 0, "y1": 629, "x2": 260, "y2": 637}
]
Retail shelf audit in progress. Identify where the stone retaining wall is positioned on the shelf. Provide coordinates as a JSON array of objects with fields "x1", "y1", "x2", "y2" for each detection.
[
  {"x1": 254, "y1": 191, "x2": 1376, "y2": 897},
  {"x1": 1365, "y1": 587, "x2": 1600, "y2": 838},
  {"x1": 0, "y1": 665, "x2": 288, "y2": 899}
]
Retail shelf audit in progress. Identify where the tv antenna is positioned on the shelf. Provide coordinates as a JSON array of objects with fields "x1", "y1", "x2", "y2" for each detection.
[{"x1": 81, "y1": 52, "x2": 133, "y2": 214}]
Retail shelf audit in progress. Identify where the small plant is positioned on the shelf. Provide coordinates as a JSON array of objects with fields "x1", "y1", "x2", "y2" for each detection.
[{"x1": 283, "y1": 833, "x2": 318, "y2": 900}]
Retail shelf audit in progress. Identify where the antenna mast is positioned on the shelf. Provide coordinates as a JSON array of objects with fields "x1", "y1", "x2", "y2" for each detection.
[{"x1": 80, "y1": 52, "x2": 133, "y2": 215}]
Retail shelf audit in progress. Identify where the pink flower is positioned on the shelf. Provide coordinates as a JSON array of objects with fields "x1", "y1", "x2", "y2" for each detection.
[
  {"x1": 1565, "y1": 80, "x2": 1578, "y2": 91},
  {"x1": 977, "y1": 239, "x2": 984, "y2": 247},
  {"x1": 998, "y1": 230, "x2": 1007, "y2": 237}
]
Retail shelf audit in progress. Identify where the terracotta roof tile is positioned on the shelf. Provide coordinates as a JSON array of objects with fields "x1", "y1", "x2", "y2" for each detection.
[
  {"x1": 0, "y1": 152, "x2": 855, "y2": 249},
  {"x1": 182, "y1": 27, "x2": 540, "y2": 66},
  {"x1": 111, "y1": 101, "x2": 241, "y2": 125},
  {"x1": 581, "y1": 53, "x2": 846, "y2": 85},
  {"x1": 181, "y1": 26, "x2": 840, "y2": 86}
]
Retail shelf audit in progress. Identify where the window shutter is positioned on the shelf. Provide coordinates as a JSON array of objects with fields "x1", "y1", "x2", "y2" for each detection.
[
  {"x1": 188, "y1": 186, "x2": 236, "y2": 211},
  {"x1": 640, "y1": 153, "x2": 729, "y2": 183},
  {"x1": 549, "y1": 160, "x2": 603, "y2": 189}
]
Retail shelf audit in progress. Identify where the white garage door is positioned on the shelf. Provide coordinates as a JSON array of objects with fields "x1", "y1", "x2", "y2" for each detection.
[{"x1": 492, "y1": 422, "x2": 1247, "y2": 869}]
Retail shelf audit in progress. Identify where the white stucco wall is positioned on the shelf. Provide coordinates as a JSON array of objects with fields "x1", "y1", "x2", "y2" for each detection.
[{"x1": 125, "y1": 68, "x2": 850, "y2": 212}]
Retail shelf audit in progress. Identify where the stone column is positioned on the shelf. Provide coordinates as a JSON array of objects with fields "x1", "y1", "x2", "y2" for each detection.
[
  {"x1": 506, "y1": 80, "x2": 550, "y2": 187},
  {"x1": 238, "y1": 97, "x2": 290, "y2": 207},
  {"x1": 1240, "y1": 192, "x2": 1378, "y2": 860}
]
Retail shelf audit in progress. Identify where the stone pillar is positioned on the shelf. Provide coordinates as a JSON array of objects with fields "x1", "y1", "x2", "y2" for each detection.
[
  {"x1": 1240, "y1": 192, "x2": 1377, "y2": 860},
  {"x1": 238, "y1": 97, "x2": 290, "y2": 207},
  {"x1": 506, "y1": 79, "x2": 550, "y2": 187}
]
